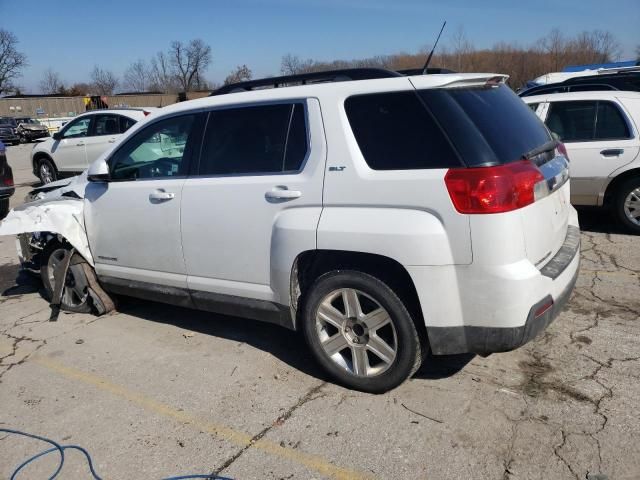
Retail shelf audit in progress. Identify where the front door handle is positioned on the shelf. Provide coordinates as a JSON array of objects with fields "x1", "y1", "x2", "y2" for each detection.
[
  {"x1": 76, "y1": 142, "x2": 85, "y2": 146},
  {"x1": 149, "y1": 189, "x2": 176, "y2": 202},
  {"x1": 265, "y1": 186, "x2": 302, "y2": 201},
  {"x1": 601, "y1": 148, "x2": 624, "y2": 157},
  {"x1": 108, "y1": 138, "x2": 116, "y2": 143}
]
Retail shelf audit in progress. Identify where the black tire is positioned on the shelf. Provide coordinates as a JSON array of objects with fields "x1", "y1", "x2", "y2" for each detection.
[
  {"x1": 301, "y1": 270, "x2": 423, "y2": 393},
  {"x1": 0, "y1": 198, "x2": 8, "y2": 220},
  {"x1": 40, "y1": 243, "x2": 92, "y2": 314},
  {"x1": 36, "y1": 156, "x2": 57, "y2": 185},
  {"x1": 614, "y1": 177, "x2": 640, "y2": 234}
]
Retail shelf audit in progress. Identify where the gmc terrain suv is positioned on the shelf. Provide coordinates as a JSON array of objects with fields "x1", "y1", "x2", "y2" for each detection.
[{"x1": 1, "y1": 69, "x2": 580, "y2": 392}]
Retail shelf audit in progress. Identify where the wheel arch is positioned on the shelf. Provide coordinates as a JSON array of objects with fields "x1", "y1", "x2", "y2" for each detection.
[
  {"x1": 290, "y1": 249, "x2": 427, "y2": 341},
  {"x1": 32, "y1": 151, "x2": 57, "y2": 175},
  {"x1": 603, "y1": 168, "x2": 640, "y2": 207}
]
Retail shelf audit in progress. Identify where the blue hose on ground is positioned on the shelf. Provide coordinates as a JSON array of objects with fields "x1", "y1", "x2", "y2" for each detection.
[{"x1": 0, "y1": 428, "x2": 234, "y2": 480}]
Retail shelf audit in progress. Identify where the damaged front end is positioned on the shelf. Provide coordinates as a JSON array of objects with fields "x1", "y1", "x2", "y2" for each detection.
[{"x1": 0, "y1": 174, "x2": 114, "y2": 317}]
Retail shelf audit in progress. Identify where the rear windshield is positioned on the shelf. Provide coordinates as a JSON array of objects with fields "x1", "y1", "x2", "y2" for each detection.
[{"x1": 420, "y1": 84, "x2": 552, "y2": 166}]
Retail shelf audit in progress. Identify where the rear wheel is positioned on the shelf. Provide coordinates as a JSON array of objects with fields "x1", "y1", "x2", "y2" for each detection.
[
  {"x1": 40, "y1": 244, "x2": 92, "y2": 313},
  {"x1": 301, "y1": 270, "x2": 423, "y2": 393},
  {"x1": 36, "y1": 157, "x2": 57, "y2": 185},
  {"x1": 614, "y1": 177, "x2": 640, "y2": 234}
]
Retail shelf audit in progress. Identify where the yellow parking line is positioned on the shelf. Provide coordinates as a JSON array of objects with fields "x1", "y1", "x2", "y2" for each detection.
[{"x1": 33, "y1": 357, "x2": 373, "y2": 480}]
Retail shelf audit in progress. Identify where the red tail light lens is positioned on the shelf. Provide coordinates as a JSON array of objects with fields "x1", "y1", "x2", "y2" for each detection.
[
  {"x1": 445, "y1": 160, "x2": 545, "y2": 214},
  {"x1": 143, "y1": 110, "x2": 151, "y2": 116},
  {"x1": 2, "y1": 176, "x2": 13, "y2": 187}
]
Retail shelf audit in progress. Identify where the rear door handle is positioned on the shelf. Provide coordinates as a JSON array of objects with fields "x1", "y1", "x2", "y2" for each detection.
[
  {"x1": 76, "y1": 142, "x2": 85, "y2": 146},
  {"x1": 265, "y1": 186, "x2": 302, "y2": 200},
  {"x1": 108, "y1": 138, "x2": 116, "y2": 143},
  {"x1": 149, "y1": 190, "x2": 176, "y2": 202},
  {"x1": 601, "y1": 148, "x2": 624, "y2": 157}
]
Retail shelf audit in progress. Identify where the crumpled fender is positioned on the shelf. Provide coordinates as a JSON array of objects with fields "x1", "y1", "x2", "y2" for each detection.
[{"x1": 0, "y1": 197, "x2": 93, "y2": 266}]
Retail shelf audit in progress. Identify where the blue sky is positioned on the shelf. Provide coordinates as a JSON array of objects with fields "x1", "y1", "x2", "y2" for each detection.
[{"x1": 1, "y1": 0, "x2": 638, "y2": 92}]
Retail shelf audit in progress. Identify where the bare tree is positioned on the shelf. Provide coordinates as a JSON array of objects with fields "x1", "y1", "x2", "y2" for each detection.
[
  {"x1": 123, "y1": 59, "x2": 151, "y2": 92},
  {"x1": 0, "y1": 29, "x2": 28, "y2": 95},
  {"x1": 149, "y1": 51, "x2": 177, "y2": 93},
  {"x1": 169, "y1": 39, "x2": 212, "y2": 92},
  {"x1": 39, "y1": 68, "x2": 65, "y2": 94},
  {"x1": 450, "y1": 26, "x2": 473, "y2": 71},
  {"x1": 540, "y1": 28, "x2": 567, "y2": 71},
  {"x1": 90, "y1": 66, "x2": 119, "y2": 95},
  {"x1": 67, "y1": 82, "x2": 93, "y2": 96},
  {"x1": 223, "y1": 64, "x2": 252, "y2": 85},
  {"x1": 280, "y1": 54, "x2": 315, "y2": 75}
]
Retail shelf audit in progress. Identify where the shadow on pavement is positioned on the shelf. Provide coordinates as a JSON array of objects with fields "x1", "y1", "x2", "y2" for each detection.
[
  {"x1": 0, "y1": 264, "x2": 41, "y2": 296},
  {"x1": 576, "y1": 206, "x2": 630, "y2": 235}
]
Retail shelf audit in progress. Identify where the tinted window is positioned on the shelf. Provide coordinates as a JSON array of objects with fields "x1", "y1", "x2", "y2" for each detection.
[
  {"x1": 420, "y1": 84, "x2": 551, "y2": 166},
  {"x1": 109, "y1": 114, "x2": 196, "y2": 180},
  {"x1": 546, "y1": 101, "x2": 597, "y2": 142},
  {"x1": 62, "y1": 117, "x2": 91, "y2": 138},
  {"x1": 345, "y1": 91, "x2": 459, "y2": 170},
  {"x1": 120, "y1": 115, "x2": 136, "y2": 133},
  {"x1": 93, "y1": 114, "x2": 120, "y2": 136},
  {"x1": 595, "y1": 102, "x2": 630, "y2": 140},
  {"x1": 199, "y1": 103, "x2": 307, "y2": 175}
]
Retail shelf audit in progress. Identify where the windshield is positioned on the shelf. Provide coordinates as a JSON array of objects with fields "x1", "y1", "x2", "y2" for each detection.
[
  {"x1": 419, "y1": 84, "x2": 552, "y2": 166},
  {"x1": 21, "y1": 118, "x2": 41, "y2": 125}
]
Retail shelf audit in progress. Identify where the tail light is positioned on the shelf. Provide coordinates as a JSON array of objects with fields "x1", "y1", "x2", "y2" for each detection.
[
  {"x1": 143, "y1": 110, "x2": 151, "y2": 117},
  {"x1": 2, "y1": 176, "x2": 13, "y2": 187},
  {"x1": 445, "y1": 160, "x2": 547, "y2": 214}
]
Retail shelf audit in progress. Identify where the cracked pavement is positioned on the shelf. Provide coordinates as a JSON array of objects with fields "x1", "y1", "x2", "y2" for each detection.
[{"x1": 1, "y1": 143, "x2": 639, "y2": 479}]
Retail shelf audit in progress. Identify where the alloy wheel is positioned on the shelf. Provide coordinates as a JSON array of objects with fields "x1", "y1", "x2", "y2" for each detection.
[
  {"x1": 623, "y1": 187, "x2": 640, "y2": 226},
  {"x1": 39, "y1": 162, "x2": 54, "y2": 184},
  {"x1": 315, "y1": 288, "x2": 397, "y2": 377},
  {"x1": 47, "y1": 249, "x2": 89, "y2": 307}
]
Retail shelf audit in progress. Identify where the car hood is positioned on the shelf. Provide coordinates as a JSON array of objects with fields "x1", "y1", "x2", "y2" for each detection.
[
  {"x1": 28, "y1": 170, "x2": 89, "y2": 201},
  {"x1": 21, "y1": 124, "x2": 48, "y2": 131}
]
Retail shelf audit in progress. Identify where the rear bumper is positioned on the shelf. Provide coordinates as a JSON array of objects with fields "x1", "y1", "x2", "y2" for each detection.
[
  {"x1": 0, "y1": 134, "x2": 19, "y2": 143},
  {"x1": 426, "y1": 258, "x2": 578, "y2": 354},
  {"x1": 415, "y1": 220, "x2": 581, "y2": 355},
  {"x1": 0, "y1": 187, "x2": 15, "y2": 199}
]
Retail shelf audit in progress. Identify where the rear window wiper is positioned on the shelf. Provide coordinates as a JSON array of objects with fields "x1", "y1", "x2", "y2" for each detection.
[{"x1": 521, "y1": 139, "x2": 557, "y2": 160}]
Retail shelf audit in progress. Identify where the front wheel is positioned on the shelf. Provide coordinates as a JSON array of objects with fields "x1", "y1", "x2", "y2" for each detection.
[
  {"x1": 40, "y1": 244, "x2": 92, "y2": 314},
  {"x1": 614, "y1": 177, "x2": 640, "y2": 234},
  {"x1": 301, "y1": 270, "x2": 423, "y2": 393},
  {"x1": 36, "y1": 157, "x2": 57, "y2": 185}
]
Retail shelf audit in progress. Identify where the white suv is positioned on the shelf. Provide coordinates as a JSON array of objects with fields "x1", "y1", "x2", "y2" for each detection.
[
  {"x1": 3, "y1": 70, "x2": 580, "y2": 392},
  {"x1": 31, "y1": 108, "x2": 154, "y2": 185},
  {"x1": 524, "y1": 91, "x2": 640, "y2": 232}
]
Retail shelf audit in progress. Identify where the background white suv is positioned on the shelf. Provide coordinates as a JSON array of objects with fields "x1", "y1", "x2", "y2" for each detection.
[
  {"x1": 31, "y1": 108, "x2": 155, "y2": 184},
  {"x1": 524, "y1": 91, "x2": 640, "y2": 232},
  {"x1": 6, "y1": 70, "x2": 580, "y2": 392}
]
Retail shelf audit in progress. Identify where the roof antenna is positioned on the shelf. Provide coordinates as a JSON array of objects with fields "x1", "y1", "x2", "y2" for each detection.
[{"x1": 422, "y1": 21, "x2": 447, "y2": 74}]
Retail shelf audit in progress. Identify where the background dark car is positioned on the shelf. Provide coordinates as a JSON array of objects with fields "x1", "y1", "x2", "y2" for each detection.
[
  {"x1": 519, "y1": 71, "x2": 640, "y2": 97},
  {"x1": 0, "y1": 117, "x2": 20, "y2": 146},
  {"x1": 0, "y1": 140, "x2": 15, "y2": 219}
]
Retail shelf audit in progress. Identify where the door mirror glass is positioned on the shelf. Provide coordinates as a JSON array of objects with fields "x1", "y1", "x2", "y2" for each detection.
[{"x1": 87, "y1": 158, "x2": 110, "y2": 182}]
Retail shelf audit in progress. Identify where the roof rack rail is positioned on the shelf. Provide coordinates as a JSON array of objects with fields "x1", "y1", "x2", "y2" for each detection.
[{"x1": 211, "y1": 68, "x2": 402, "y2": 96}]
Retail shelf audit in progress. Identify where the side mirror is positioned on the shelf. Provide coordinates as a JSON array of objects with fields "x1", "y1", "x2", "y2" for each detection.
[
  {"x1": 87, "y1": 159, "x2": 110, "y2": 182},
  {"x1": 52, "y1": 132, "x2": 62, "y2": 141}
]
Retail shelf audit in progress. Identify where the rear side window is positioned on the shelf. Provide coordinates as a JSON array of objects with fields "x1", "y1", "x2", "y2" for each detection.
[
  {"x1": 345, "y1": 91, "x2": 459, "y2": 170},
  {"x1": 546, "y1": 100, "x2": 631, "y2": 142},
  {"x1": 199, "y1": 103, "x2": 308, "y2": 175},
  {"x1": 595, "y1": 102, "x2": 630, "y2": 140},
  {"x1": 119, "y1": 115, "x2": 136, "y2": 133},
  {"x1": 420, "y1": 84, "x2": 552, "y2": 166},
  {"x1": 93, "y1": 114, "x2": 120, "y2": 136}
]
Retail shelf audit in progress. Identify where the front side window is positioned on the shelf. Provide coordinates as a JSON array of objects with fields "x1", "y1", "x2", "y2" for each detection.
[
  {"x1": 199, "y1": 103, "x2": 308, "y2": 176},
  {"x1": 93, "y1": 114, "x2": 120, "y2": 136},
  {"x1": 109, "y1": 114, "x2": 196, "y2": 181},
  {"x1": 546, "y1": 101, "x2": 597, "y2": 142},
  {"x1": 62, "y1": 117, "x2": 91, "y2": 138}
]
